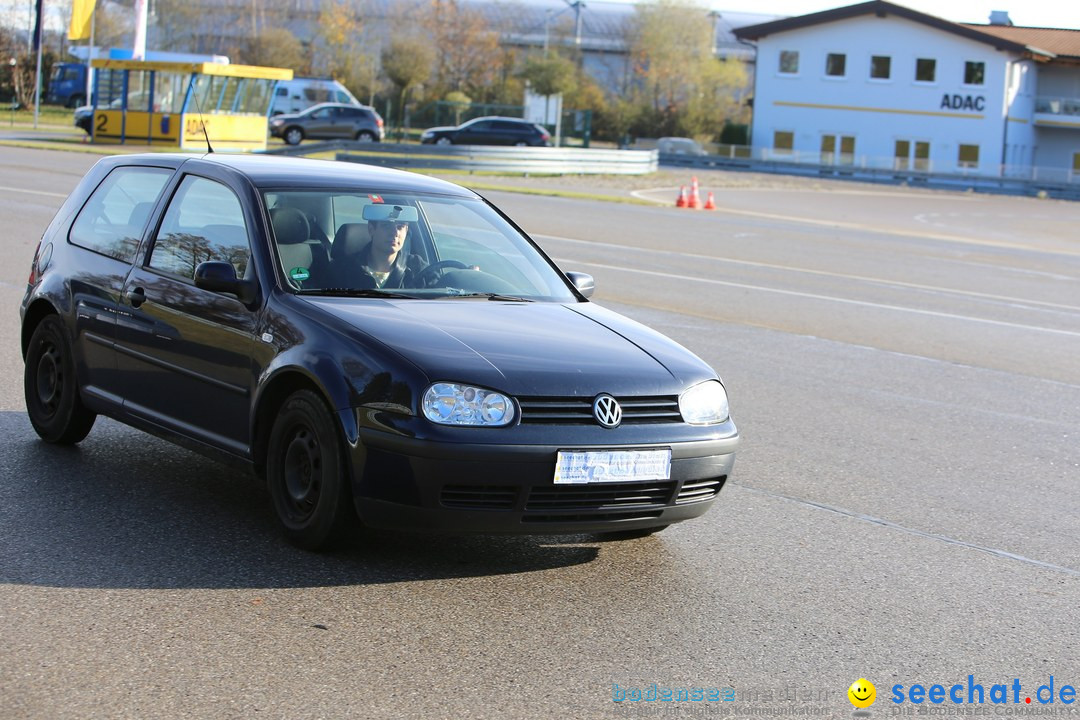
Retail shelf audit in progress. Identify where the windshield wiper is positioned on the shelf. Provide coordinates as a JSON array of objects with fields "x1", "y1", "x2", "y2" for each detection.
[
  {"x1": 296, "y1": 288, "x2": 419, "y2": 299},
  {"x1": 442, "y1": 292, "x2": 533, "y2": 302}
]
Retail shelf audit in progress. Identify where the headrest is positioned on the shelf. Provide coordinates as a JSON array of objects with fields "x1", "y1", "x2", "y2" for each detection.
[
  {"x1": 270, "y1": 207, "x2": 309, "y2": 246},
  {"x1": 331, "y1": 223, "x2": 370, "y2": 260},
  {"x1": 129, "y1": 201, "x2": 155, "y2": 228}
]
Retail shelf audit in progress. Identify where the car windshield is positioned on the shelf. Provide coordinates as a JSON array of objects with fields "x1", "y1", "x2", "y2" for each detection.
[{"x1": 263, "y1": 190, "x2": 579, "y2": 302}]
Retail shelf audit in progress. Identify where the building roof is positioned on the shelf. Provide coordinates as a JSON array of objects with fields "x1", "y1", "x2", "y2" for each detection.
[
  {"x1": 732, "y1": 0, "x2": 1055, "y2": 61},
  {"x1": 959, "y1": 24, "x2": 1080, "y2": 62}
]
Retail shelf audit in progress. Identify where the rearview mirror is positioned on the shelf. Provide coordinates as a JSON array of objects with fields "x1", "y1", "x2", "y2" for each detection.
[
  {"x1": 194, "y1": 261, "x2": 257, "y2": 304},
  {"x1": 565, "y1": 271, "x2": 595, "y2": 298}
]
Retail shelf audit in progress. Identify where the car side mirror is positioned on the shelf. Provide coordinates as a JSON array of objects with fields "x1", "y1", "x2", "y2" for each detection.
[
  {"x1": 194, "y1": 261, "x2": 257, "y2": 305},
  {"x1": 565, "y1": 271, "x2": 595, "y2": 298}
]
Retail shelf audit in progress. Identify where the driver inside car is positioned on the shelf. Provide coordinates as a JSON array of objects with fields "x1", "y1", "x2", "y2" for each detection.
[{"x1": 332, "y1": 204, "x2": 431, "y2": 290}]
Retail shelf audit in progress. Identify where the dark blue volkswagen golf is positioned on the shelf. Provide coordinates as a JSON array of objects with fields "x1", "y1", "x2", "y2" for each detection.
[{"x1": 21, "y1": 153, "x2": 739, "y2": 549}]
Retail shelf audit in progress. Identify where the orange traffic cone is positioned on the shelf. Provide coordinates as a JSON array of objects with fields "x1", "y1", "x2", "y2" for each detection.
[
  {"x1": 688, "y1": 176, "x2": 700, "y2": 209},
  {"x1": 676, "y1": 186, "x2": 688, "y2": 208},
  {"x1": 703, "y1": 191, "x2": 716, "y2": 210}
]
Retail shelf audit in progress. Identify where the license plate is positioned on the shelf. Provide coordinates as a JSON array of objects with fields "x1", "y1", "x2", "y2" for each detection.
[{"x1": 553, "y1": 449, "x2": 671, "y2": 485}]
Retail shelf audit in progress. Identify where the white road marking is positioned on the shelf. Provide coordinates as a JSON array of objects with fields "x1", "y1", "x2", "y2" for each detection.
[
  {"x1": 553, "y1": 257, "x2": 1080, "y2": 339},
  {"x1": 538, "y1": 233, "x2": 1080, "y2": 313},
  {"x1": 0, "y1": 185, "x2": 67, "y2": 198},
  {"x1": 627, "y1": 187, "x2": 1077, "y2": 254}
]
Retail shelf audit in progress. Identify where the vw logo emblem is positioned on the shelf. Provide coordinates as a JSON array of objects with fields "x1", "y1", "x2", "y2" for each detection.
[{"x1": 593, "y1": 394, "x2": 622, "y2": 428}]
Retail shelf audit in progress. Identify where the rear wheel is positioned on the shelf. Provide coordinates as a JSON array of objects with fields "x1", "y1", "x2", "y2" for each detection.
[
  {"x1": 514, "y1": 141, "x2": 528, "y2": 147},
  {"x1": 355, "y1": 130, "x2": 375, "y2": 142},
  {"x1": 266, "y1": 390, "x2": 352, "y2": 550},
  {"x1": 283, "y1": 127, "x2": 304, "y2": 145},
  {"x1": 24, "y1": 315, "x2": 96, "y2": 444}
]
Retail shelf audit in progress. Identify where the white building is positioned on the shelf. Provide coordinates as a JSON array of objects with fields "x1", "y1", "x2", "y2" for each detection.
[{"x1": 734, "y1": 0, "x2": 1080, "y2": 181}]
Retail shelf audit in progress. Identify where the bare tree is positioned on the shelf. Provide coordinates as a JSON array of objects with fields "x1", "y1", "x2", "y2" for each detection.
[
  {"x1": 381, "y1": 35, "x2": 434, "y2": 131},
  {"x1": 419, "y1": 0, "x2": 501, "y2": 99},
  {"x1": 628, "y1": 0, "x2": 746, "y2": 139},
  {"x1": 314, "y1": 0, "x2": 377, "y2": 100},
  {"x1": 244, "y1": 27, "x2": 308, "y2": 72}
]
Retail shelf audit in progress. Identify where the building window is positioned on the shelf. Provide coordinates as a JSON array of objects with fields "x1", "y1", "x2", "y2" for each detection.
[
  {"x1": 895, "y1": 140, "x2": 930, "y2": 171},
  {"x1": 821, "y1": 134, "x2": 856, "y2": 165},
  {"x1": 825, "y1": 53, "x2": 846, "y2": 77},
  {"x1": 964, "y1": 61, "x2": 985, "y2": 85},
  {"x1": 915, "y1": 58, "x2": 936, "y2": 82},
  {"x1": 870, "y1": 56, "x2": 891, "y2": 79},
  {"x1": 958, "y1": 144, "x2": 980, "y2": 169},
  {"x1": 773, "y1": 131, "x2": 794, "y2": 154},
  {"x1": 779, "y1": 50, "x2": 799, "y2": 74}
]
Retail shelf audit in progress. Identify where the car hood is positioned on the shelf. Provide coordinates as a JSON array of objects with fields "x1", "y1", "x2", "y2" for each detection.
[{"x1": 303, "y1": 298, "x2": 715, "y2": 396}]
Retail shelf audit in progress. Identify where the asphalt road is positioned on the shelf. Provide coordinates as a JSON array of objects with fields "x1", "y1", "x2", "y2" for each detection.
[{"x1": 1, "y1": 148, "x2": 1078, "y2": 719}]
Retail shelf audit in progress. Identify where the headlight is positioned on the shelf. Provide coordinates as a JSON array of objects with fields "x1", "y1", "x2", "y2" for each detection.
[
  {"x1": 270, "y1": 119, "x2": 284, "y2": 127},
  {"x1": 421, "y1": 131, "x2": 433, "y2": 139},
  {"x1": 679, "y1": 380, "x2": 730, "y2": 425},
  {"x1": 422, "y1": 383, "x2": 516, "y2": 427}
]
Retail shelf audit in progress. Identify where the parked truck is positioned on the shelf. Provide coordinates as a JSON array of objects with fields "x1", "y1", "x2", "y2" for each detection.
[{"x1": 48, "y1": 49, "x2": 229, "y2": 108}]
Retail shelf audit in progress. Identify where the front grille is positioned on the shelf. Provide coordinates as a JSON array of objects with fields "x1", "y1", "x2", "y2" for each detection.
[
  {"x1": 441, "y1": 485, "x2": 518, "y2": 510},
  {"x1": 517, "y1": 395, "x2": 681, "y2": 425},
  {"x1": 522, "y1": 510, "x2": 664, "y2": 524},
  {"x1": 675, "y1": 477, "x2": 725, "y2": 504},
  {"x1": 525, "y1": 481, "x2": 676, "y2": 512}
]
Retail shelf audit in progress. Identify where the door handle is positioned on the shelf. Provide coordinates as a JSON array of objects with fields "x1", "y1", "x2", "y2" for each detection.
[{"x1": 125, "y1": 286, "x2": 146, "y2": 308}]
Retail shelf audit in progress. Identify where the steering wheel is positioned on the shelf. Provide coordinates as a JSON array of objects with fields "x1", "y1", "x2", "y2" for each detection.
[{"x1": 418, "y1": 259, "x2": 469, "y2": 286}]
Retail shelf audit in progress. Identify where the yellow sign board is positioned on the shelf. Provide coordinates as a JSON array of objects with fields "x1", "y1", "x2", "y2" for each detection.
[{"x1": 181, "y1": 113, "x2": 269, "y2": 151}]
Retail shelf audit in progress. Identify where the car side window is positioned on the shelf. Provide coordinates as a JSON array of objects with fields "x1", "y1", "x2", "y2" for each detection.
[
  {"x1": 148, "y1": 175, "x2": 250, "y2": 280},
  {"x1": 494, "y1": 121, "x2": 522, "y2": 132},
  {"x1": 68, "y1": 166, "x2": 172, "y2": 263},
  {"x1": 468, "y1": 121, "x2": 492, "y2": 132}
]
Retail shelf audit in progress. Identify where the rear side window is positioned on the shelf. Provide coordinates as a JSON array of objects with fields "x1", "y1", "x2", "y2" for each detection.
[
  {"x1": 69, "y1": 166, "x2": 172, "y2": 263},
  {"x1": 148, "y1": 175, "x2": 250, "y2": 280}
]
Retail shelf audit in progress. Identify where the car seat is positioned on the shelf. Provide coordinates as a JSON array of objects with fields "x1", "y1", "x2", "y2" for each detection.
[{"x1": 271, "y1": 207, "x2": 329, "y2": 287}]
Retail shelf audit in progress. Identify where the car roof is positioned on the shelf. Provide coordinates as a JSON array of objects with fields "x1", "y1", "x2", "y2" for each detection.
[
  {"x1": 96, "y1": 153, "x2": 478, "y2": 197},
  {"x1": 304, "y1": 102, "x2": 370, "y2": 112},
  {"x1": 465, "y1": 116, "x2": 533, "y2": 124}
]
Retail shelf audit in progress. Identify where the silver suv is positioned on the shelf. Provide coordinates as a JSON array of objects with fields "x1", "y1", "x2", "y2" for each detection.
[{"x1": 269, "y1": 102, "x2": 384, "y2": 145}]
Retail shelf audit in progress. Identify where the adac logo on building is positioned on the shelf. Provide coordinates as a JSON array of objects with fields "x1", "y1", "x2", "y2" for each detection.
[{"x1": 849, "y1": 678, "x2": 877, "y2": 714}]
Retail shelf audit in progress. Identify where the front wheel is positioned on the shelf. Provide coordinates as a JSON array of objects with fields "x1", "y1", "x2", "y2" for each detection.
[
  {"x1": 283, "y1": 127, "x2": 304, "y2": 145},
  {"x1": 435, "y1": 136, "x2": 453, "y2": 145},
  {"x1": 24, "y1": 315, "x2": 96, "y2": 444},
  {"x1": 266, "y1": 390, "x2": 353, "y2": 550}
]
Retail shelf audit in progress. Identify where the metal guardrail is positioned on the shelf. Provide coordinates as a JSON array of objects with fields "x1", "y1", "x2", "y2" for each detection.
[
  {"x1": 263, "y1": 139, "x2": 1077, "y2": 200},
  {"x1": 659, "y1": 153, "x2": 1080, "y2": 201},
  {"x1": 263, "y1": 139, "x2": 658, "y2": 175}
]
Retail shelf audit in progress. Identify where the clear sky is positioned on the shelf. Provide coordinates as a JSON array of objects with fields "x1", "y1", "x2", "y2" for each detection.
[{"x1": 712, "y1": 0, "x2": 1080, "y2": 30}]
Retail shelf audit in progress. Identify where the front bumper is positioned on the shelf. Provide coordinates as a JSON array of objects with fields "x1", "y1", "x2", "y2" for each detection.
[{"x1": 349, "y1": 429, "x2": 738, "y2": 534}]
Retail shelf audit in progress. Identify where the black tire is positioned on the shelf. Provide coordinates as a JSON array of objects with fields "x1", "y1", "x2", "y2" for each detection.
[
  {"x1": 266, "y1": 389, "x2": 353, "y2": 550},
  {"x1": 355, "y1": 130, "x2": 375, "y2": 142},
  {"x1": 24, "y1": 315, "x2": 96, "y2": 444},
  {"x1": 435, "y1": 136, "x2": 453, "y2": 145},
  {"x1": 514, "y1": 141, "x2": 528, "y2": 147},
  {"x1": 595, "y1": 524, "x2": 670, "y2": 541},
  {"x1": 283, "y1": 127, "x2": 304, "y2": 145}
]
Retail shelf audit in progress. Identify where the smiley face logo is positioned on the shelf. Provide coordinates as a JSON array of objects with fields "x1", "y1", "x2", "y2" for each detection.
[{"x1": 848, "y1": 678, "x2": 876, "y2": 709}]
